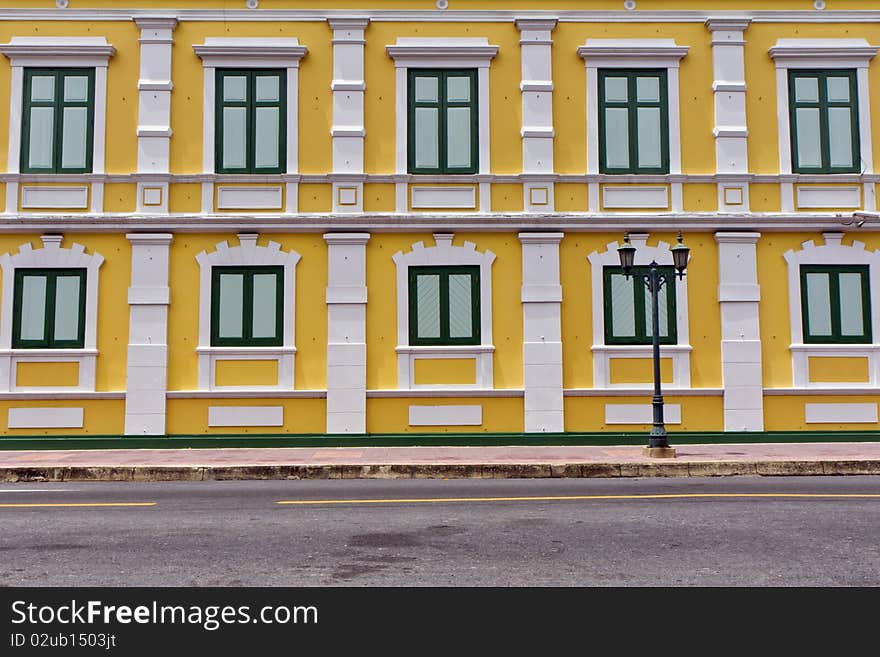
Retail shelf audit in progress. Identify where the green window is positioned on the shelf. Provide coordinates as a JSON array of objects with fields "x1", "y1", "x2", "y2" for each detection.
[
  {"x1": 800, "y1": 265, "x2": 871, "y2": 344},
  {"x1": 408, "y1": 70, "x2": 478, "y2": 174},
  {"x1": 216, "y1": 70, "x2": 286, "y2": 174},
  {"x1": 598, "y1": 70, "x2": 669, "y2": 175},
  {"x1": 211, "y1": 266, "x2": 283, "y2": 346},
  {"x1": 12, "y1": 268, "x2": 86, "y2": 349},
  {"x1": 408, "y1": 266, "x2": 480, "y2": 346},
  {"x1": 21, "y1": 69, "x2": 95, "y2": 174},
  {"x1": 603, "y1": 266, "x2": 677, "y2": 345},
  {"x1": 789, "y1": 70, "x2": 860, "y2": 174}
]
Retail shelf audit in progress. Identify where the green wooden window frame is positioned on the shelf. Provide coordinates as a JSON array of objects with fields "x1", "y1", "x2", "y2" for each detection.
[
  {"x1": 408, "y1": 265, "x2": 480, "y2": 346},
  {"x1": 408, "y1": 69, "x2": 478, "y2": 175},
  {"x1": 603, "y1": 265, "x2": 677, "y2": 345},
  {"x1": 21, "y1": 68, "x2": 95, "y2": 174},
  {"x1": 12, "y1": 268, "x2": 87, "y2": 349},
  {"x1": 210, "y1": 266, "x2": 284, "y2": 347},
  {"x1": 788, "y1": 70, "x2": 860, "y2": 174},
  {"x1": 800, "y1": 265, "x2": 871, "y2": 344},
  {"x1": 215, "y1": 69, "x2": 286, "y2": 174},
  {"x1": 598, "y1": 69, "x2": 669, "y2": 175}
]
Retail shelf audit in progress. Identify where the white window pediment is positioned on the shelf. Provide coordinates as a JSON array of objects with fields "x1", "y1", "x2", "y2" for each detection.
[
  {"x1": 577, "y1": 39, "x2": 689, "y2": 68},
  {"x1": 769, "y1": 39, "x2": 878, "y2": 69},
  {"x1": 0, "y1": 36, "x2": 115, "y2": 67}
]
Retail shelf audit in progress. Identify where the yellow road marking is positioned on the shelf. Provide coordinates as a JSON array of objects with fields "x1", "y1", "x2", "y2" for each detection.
[
  {"x1": 0, "y1": 502, "x2": 156, "y2": 508},
  {"x1": 277, "y1": 493, "x2": 880, "y2": 506}
]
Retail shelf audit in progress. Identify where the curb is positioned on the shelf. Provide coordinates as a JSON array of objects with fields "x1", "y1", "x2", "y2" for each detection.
[{"x1": 2, "y1": 460, "x2": 880, "y2": 482}]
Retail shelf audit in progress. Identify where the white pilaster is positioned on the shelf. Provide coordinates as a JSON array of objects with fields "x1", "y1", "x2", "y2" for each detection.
[
  {"x1": 707, "y1": 18, "x2": 751, "y2": 213},
  {"x1": 716, "y1": 232, "x2": 763, "y2": 431},
  {"x1": 134, "y1": 17, "x2": 177, "y2": 214},
  {"x1": 519, "y1": 232, "x2": 564, "y2": 432},
  {"x1": 516, "y1": 18, "x2": 556, "y2": 213},
  {"x1": 329, "y1": 18, "x2": 368, "y2": 213},
  {"x1": 125, "y1": 233, "x2": 173, "y2": 435},
  {"x1": 325, "y1": 233, "x2": 370, "y2": 433}
]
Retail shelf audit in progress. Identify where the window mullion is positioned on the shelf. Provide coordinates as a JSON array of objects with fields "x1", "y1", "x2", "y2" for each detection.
[
  {"x1": 242, "y1": 270, "x2": 254, "y2": 342},
  {"x1": 628, "y1": 74, "x2": 639, "y2": 173},
  {"x1": 439, "y1": 72, "x2": 448, "y2": 173},
  {"x1": 818, "y1": 73, "x2": 832, "y2": 172},
  {"x1": 247, "y1": 72, "x2": 256, "y2": 174},
  {"x1": 633, "y1": 273, "x2": 646, "y2": 342},
  {"x1": 53, "y1": 71, "x2": 64, "y2": 173},
  {"x1": 44, "y1": 272, "x2": 57, "y2": 347},
  {"x1": 439, "y1": 270, "x2": 450, "y2": 342}
]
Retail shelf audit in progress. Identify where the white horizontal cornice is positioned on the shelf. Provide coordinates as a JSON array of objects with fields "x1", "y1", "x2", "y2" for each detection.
[
  {"x1": 194, "y1": 37, "x2": 308, "y2": 67},
  {"x1": 0, "y1": 36, "x2": 115, "y2": 65},
  {"x1": 769, "y1": 38, "x2": 878, "y2": 65},
  {"x1": 578, "y1": 39, "x2": 689, "y2": 65},
  {"x1": 386, "y1": 37, "x2": 498, "y2": 68}
]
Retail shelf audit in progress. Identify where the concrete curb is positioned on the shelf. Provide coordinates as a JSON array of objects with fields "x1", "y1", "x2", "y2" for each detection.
[{"x1": 2, "y1": 460, "x2": 880, "y2": 482}]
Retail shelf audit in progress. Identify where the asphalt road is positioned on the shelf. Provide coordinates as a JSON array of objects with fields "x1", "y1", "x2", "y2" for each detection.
[{"x1": 2, "y1": 476, "x2": 879, "y2": 586}]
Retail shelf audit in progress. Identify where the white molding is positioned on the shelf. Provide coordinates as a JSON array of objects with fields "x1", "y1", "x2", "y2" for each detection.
[
  {"x1": 796, "y1": 186, "x2": 861, "y2": 209},
  {"x1": 602, "y1": 186, "x2": 669, "y2": 210},
  {"x1": 8, "y1": 406, "x2": 83, "y2": 429},
  {"x1": 0, "y1": 235, "x2": 104, "y2": 392},
  {"x1": 587, "y1": 233, "x2": 691, "y2": 389},
  {"x1": 783, "y1": 232, "x2": 880, "y2": 387},
  {"x1": 392, "y1": 233, "x2": 496, "y2": 389},
  {"x1": 410, "y1": 186, "x2": 476, "y2": 209},
  {"x1": 195, "y1": 234, "x2": 301, "y2": 391},
  {"x1": 408, "y1": 404, "x2": 483, "y2": 426},
  {"x1": 216, "y1": 185, "x2": 284, "y2": 210},
  {"x1": 804, "y1": 402, "x2": 877, "y2": 424},
  {"x1": 769, "y1": 39, "x2": 879, "y2": 67},
  {"x1": 605, "y1": 403, "x2": 681, "y2": 425},
  {"x1": 517, "y1": 18, "x2": 556, "y2": 197},
  {"x1": 20, "y1": 186, "x2": 89, "y2": 210},
  {"x1": 207, "y1": 405, "x2": 284, "y2": 427}
]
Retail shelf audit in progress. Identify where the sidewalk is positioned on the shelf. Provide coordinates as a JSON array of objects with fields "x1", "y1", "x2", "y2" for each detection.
[{"x1": 1, "y1": 442, "x2": 879, "y2": 481}]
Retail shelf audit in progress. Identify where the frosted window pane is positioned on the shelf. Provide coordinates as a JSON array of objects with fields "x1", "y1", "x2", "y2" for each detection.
[
  {"x1": 20, "y1": 276, "x2": 47, "y2": 341},
  {"x1": 256, "y1": 76, "x2": 279, "y2": 102},
  {"x1": 222, "y1": 107, "x2": 247, "y2": 169},
  {"x1": 446, "y1": 107, "x2": 471, "y2": 168},
  {"x1": 218, "y1": 273, "x2": 244, "y2": 339},
  {"x1": 796, "y1": 108, "x2": 821, "y2": 168},
  {"x1": 604, "y1": 108, "x2": 629, "y2": 169},
  {"x1": 53, "y1": 275, "x2": 81, "y2": 342},
  {"x1": 448, "y1": 274, "x2": 474, "y2": 339},
  {"x1": 28, "y1": 107, "x2": 55, "y2": 169},
  {"x1": 795, "y1": 77, "x2": 819, "y2": 103},
  {"x1": 414, "y1": 107, "x2": 439, "y2": 169},
  {"x1": 64, "y1": 76, "x2": 88, "y2": 102},
  {"x1": 61, "y1": 107, "x2": 88, "y2": 169},
  {"x1": 644, "y1": 282, "x2": 669, "y2": 338},
  {"x1": 827, "y1": 77, "x2": 850, "y2": 103},
  {"x1": 828, "y1": 107, "x2": 853, "y2": 168},
  {"x1": 223, "y1": 76, "x2": 247, "y2": 102},
  {"x1": 604, "y1": 77, "x2": 627, "y2": 103},
  {"x1": 447, "y1": 77, "x2": 471, "y2": 103},
  {"x1": 839, "y1": 273, "x2": 865, "y2": 337},
  {"x1": 805, "y1": 272, "x2": 832, "y2": 336},
  {"x1": 414, "y1": 77, "x2": 438, "y2": 103},
  {"x1": 610, "y1": 273, "x2": 635, "y2": 337},
  {"x1": 251, "y1": 273, "x2": 277, "y2": 339},
  {"x1": 31, "y1": 76, "x2": 55, "y2": 102},
  {"x1": 637, "y1": 107, "x2": 662, "y2": 169},
  {"x1": 416, "y1": 274, "x2": 440, "y2": 339},
  {"x1": 254, "y1": 107, "x2": 279, "y2": 169},
  {"x1": 637, "y1": 77, "x2": 660, "y2": 102}
]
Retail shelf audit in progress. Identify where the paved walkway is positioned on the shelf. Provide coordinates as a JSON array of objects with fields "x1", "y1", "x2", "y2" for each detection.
[{"x1": 1, "y1": 442, "x2": 879, "y2": 480}]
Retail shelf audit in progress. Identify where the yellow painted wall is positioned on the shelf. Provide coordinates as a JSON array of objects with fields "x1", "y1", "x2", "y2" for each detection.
[
  {"x1": 215, "y1": 360, "x2": 279, "y2": 387},
  {"x1": 750, "y1": 184, "x2": 781, "y2": 213},
  {"x1": 365, "y1": 233, "x2": 522, "y2": 390},
  {"x1": 104, "y1": 184, "x2": 137, "y2": 214},
  {"x1": 166, "y1": 398, "x2": 326, "y2": 434},
  {"x1": 609, "y1": 358, "x2": 673, "y2": 385},
  {"x1": 166, "y1": 233, "x2": 327, "y2": 391},
  {"x1": 808, "y1": 357, "x2": 870, "y2": 384},
  {"x1": 563, "y1": 395, "x2": 724, "y2": 432},
  {"x1": 299, "y1": 184, "x2": 332, "y2": 213},
  {"x1": 0, "y1": 400, "x2": 124, "y2": 435},
  {"x1": 363, "y1": 183, "x2": 395, "y2": 213},
  {"x1": 491, "y1": 184, "x2": 523, "y2": 213},
  {"x1": 366, "y1": 397, "x2": 524, "y2": 433},
  {"x1": 169, "y1": 183, "x2": 201, "y2": 213},
  {"x1": 555, "y1": 183, "x2": 588, "y2": 213},
  {"x1": 683, "y1": 183, "x2": 717, "y2": 213},
  {"x1": 413, "y1": 359, "x2": 477, "y2": 385},
  {"x1": 764, "y1": 396, "x2": 880, "y2": 432},
  {"x1": 16, "y1": 362, "x2": 80, "y2": 387}
]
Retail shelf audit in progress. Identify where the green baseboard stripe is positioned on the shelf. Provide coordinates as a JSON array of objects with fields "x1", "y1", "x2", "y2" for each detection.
[{"x1": 0, "y1": 431, "x2": 878, "y2": 451}]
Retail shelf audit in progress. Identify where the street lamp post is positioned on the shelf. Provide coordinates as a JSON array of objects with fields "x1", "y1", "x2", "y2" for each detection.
[{"x1": 617, "y1": 231, "x2": 690, "y2": 458}]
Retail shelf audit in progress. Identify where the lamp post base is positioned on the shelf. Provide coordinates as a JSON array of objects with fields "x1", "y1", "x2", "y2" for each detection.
[{"x1": 643, "y1": 446, "x2": 677, "y2": 459}]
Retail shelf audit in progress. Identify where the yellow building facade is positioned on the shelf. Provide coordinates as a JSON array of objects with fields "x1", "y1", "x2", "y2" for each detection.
[{"x1": 1, "y1": 0, "x2": 879, "y2": 439}]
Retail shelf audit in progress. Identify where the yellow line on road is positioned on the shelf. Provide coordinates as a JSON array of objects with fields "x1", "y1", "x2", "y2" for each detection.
[
  {"x1": 277, "y1": 493, "x2": 880, "y2": 506},
  {"x1": 0, "y1": 502, "x2": 156, "y2": 508}
]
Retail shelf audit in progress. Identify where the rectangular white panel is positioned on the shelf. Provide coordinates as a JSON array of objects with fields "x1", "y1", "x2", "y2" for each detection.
[
  {"x1": 8, "y1": 407, "x2": 84, "y2": 429},
  {"x1": 602, "y1": 186, "x2": 669, "y2": 209},
  {"x1": 411, "y1": 186, "x2": 476, "y2": 209},
  {"x1": 20, "y1": 186, "x2": 89, "y2": 209},
  {"x1": 216, "y1": 186, "x2": 283, "y2": 210},
  {"x1": 408, "y1": 405, "x2": 483, "y2": 426},
  {"x1": 804, "y1": 403, "x2": 877, "y2": 424},
  {"x1": 796, "y1": 186, "x2": 861, "y2": 209},
  {"x1": 605, "y1": 403, "x2": 682, "y2": 425},
  {"x1": 207, "y1": 406, "x2": 284, "y2": 427}
]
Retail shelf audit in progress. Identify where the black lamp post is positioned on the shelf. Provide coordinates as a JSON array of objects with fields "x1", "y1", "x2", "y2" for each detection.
[{"x1": 617, "y1": 231, "x2": 690, "y2": 457}]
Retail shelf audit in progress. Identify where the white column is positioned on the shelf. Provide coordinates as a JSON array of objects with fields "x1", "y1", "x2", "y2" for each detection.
[
  {"x1": 707, "y1": 18, "x2": 751, "y2": 213},
  {"x1": 516, "y1": 18, "x2": 557, "y2": 213},
  {"x1": 125, "y1": 233, "x2": 173, "y2": 435},
  {"x1": 329, "y1": 18, "x2": 368, "y2": 213},
  {"x1": 325, "y1": 233, "x2": 370, "y2": 433},
  {"x1": 134, "y1": 17, "x2": 177, "y2": 214},
  {"x1": 716, "y1": 232, "x2": 764, "y2": 431},
  {"x1": 519, "y1": 232, "x2": 564, "y2": 432}
]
